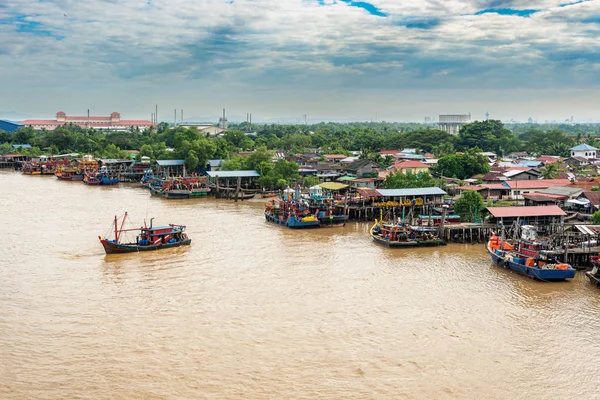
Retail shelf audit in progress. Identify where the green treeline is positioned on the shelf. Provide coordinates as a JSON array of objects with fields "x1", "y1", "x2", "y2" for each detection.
[{"x1": 0, "y1": 120, "x2": 596, "y2": 175}]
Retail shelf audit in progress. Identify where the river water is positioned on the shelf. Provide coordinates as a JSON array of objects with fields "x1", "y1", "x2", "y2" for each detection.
[{"x1": 1, "y1": 171, "x2": 599, "y2": 399}]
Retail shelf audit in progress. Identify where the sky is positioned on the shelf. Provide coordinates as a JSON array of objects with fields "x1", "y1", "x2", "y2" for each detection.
[{"x1": 1, "y1": 0, "x2": 599, "y2": 123}]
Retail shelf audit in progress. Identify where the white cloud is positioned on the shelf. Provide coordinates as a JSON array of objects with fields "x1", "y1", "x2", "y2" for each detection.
[{"x1": 0, "y1": 0, "x2": 598, "y2": 121}]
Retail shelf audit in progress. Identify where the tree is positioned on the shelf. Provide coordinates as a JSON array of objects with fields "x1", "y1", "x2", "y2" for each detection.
[
  {"x1": 221, "y1": 157, "x2": 243, "y2": 171},
  {"x1": 382, "y1": 171, "x2": 437, "y2": 189},
  {"x1": 454, "y1": 190, "x2": 485, "y2": 222},
  {"x1": 592, "y1": 210, "x2": 600, "y2": 224},
  {"x1": 434, "y1": 148, "x2": 490, "y2": 179},
  {"x1": 302, "y1": 175, "x2": 320, "y2": 188},
  {"x1": 540, "y1": 163, "x2": 559, "y2": 179},
  {"x1": 258, "y1": 159, "x2": 300, "y2": 189},
  {"x1": 242, "y1": 146, "x2": 272, "y2": 170}
]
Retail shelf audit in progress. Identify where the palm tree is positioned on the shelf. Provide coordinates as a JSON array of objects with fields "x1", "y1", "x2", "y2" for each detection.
[{"x1": 541, "y1": 163, "x2": 559, "y2": 179}]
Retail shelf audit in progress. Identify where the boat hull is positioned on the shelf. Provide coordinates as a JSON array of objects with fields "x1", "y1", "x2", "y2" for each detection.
[
  {"x1": 265, "y1": 212, "x2": 320, "y2": 229},
  {"x1": 371, "y1": 233, "x2": 445, "y2": 248},
  {"x1": 317, "y1": 215, "x2": 348, "y2": 228},
  {"x1": 100, "y1": 238, "x2": 192, "y2": 254},
  {"x1": 585, "y1": 271, "x2": 600, "y2": 287},
  {"x1": 488, "y1": 245, "x2": 575, "y2": 281}
]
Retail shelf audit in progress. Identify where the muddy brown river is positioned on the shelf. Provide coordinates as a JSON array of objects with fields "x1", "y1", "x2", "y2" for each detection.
[{"x1": 1, "y1": 171, "x2": 599, "y2": 399}]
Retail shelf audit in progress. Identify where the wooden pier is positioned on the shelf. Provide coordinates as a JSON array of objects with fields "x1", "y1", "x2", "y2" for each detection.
[{"x1": 440, "y1": 223, "x2": 497, "y2": 244}]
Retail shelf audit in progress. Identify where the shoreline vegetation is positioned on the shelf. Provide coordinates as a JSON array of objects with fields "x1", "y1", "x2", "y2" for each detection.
[{"x1": 2, "y1": 119, "x2": 599, "y2": 195}]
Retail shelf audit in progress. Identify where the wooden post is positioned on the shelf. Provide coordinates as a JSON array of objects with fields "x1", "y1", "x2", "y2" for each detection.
[
  {"x1": 216, "y1": 176, "x2": 220, "y2": 198},
  {"x1": 439, "y1": 205, "x2": 448, "y2": 237},
  {"x1": 235, "y1": 176, "x2": 241, "y2": 202}
]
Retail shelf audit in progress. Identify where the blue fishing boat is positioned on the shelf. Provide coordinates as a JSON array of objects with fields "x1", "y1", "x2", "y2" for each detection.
[
  {"x1": 99, "y1": 212, "x2": 191, "y2": 254},
  {"x1": 264, "y1": 199, "x2": 320, "y2": 229},
  {"x1": 487, "y1": 230, "x2": 575, "y2": 281}
]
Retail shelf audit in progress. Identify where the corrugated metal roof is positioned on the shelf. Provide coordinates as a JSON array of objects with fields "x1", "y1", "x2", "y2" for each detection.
[
  {"x1": 155, "y1": 159, "x2": 185, "y2": 166},
  {"x1": 376, "y1": 187, "x2": 447, "y2": 197},
  {"x1": 570, "y1": 144, "x2": 598, "y2": 151},
  {"x1": 486, "y1": 205, "x2": 566, "y2": 218},
  {"x1": 206, "y1": 170, "x2": 260, "y2": 178},
  {"x1": 320, "y1": 182, "x2": 348, "y2": 190}
]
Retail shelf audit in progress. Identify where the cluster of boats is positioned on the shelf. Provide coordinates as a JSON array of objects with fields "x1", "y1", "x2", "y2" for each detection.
[
  {"x1": 142, "y1": 173, "x2": 211, "y2": 199},
  {"x1": 23, "y1": 155, "x2": 151, "y2": 186},
  {"x1": 264, "y1": 186, "x2": 348, "y2": 228}
]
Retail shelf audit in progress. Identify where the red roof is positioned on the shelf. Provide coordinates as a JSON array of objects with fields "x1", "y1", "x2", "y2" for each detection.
[
  {"x1": 66, "y1": 116, "x2": 111, "y2": 121},
  {"x1": 505, "y1": 179, "x2": 572, "y2": 189},
  {"x1": 21, "y1": 119, "x2": 60, "y2": 124},
  {"x1": 394, "y1": 160, "x2": 430, "y2": 169},
  {"x1": 523, "y1": 193, "x2": 568, "y2": 200},
  {"x1": 535, "y1": 156, "x2": 561, "y2": 163},
  {"x1": 486, "y1": 205, "x2": 566, "y2": 218},
  {"x1": 484, "y1": 183, "x2": 510, "y2": 190}
]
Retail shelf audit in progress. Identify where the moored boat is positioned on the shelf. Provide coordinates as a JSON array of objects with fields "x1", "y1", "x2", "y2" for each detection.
[
  {"x1": 586, "y1": 255, "x2": 600, "y2": 287},
  {"x1": 99, "y1": 212, "x2": 191, "y2": 254},
  {"x1": 264, "y1": 198, "x2": 320, "y2": 229},
  {"x1": 487, "y1": 229, "x2": 575, "y2": 281},
  {"x1": 370, "y1": 219, "x2": 445, "y2": 247}
]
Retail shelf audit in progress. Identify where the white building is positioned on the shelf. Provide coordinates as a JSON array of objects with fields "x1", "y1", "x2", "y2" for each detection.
[
  {"x1": 570, "y1": 144, "x2": 598, "y2": 159},
  {"x1": 179, "y1": 124, "x2": 225, "y2": 137},
  {"x1": 438, "y1": 114, "x2": 471, "y2": 135}
]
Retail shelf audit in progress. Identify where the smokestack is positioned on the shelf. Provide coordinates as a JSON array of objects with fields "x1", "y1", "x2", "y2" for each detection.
[
  {"x1": 174, "y1": 109, "x2": 177, "y2": 127},
  {"x1": 156, "y1": 105, "x2": 158, "y2": 124},
  {"x1": 87, "y1": 109, "x2": 90, "y2": 129},
  {"x1": 181, "y1": 109, "x2": 183, "y2": 125}
]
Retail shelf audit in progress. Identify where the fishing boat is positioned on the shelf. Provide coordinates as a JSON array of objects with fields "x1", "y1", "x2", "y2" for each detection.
[
  {"x1": 306, "y1": 186, "x2": 347, "y2": 227},
  {"x1": 487, "y1": 227, "x2": 575, "y2": 281},
  {"x1": 150, "y1": 186, "x2": 191, "y2": 199},
  {"x1": 99, "y1": 212, "x2": 191, "y2": 254},
  {"x1": 149, "y1": 179, "x2": 191, "y2": 199},
  {"x1": 185, "y1": 176, "x2": 210, "y2": 197},
  {"x1": 260, "y1": 190, "x2": 279, "y2": 198},
  {"x1": 586, "y1": 255, "x2": 600, "y2": 288},
  {"x1": 83, "y1": 169, "x2": 101, "y2": 185},
  {"x1": 370, "y1": 219, "x2": 445, "y2": 247},
  {"x1": 264, "y1": 198, "x2": 320, "y2": 229}
]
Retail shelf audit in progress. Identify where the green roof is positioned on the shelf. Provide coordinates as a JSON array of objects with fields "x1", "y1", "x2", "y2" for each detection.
[
  {"x1": 337, "y1": 176, "x2": 356, "y2": 181},
  {"x1": 320, "y1": 182, "x2": 349, "y2": 191}
]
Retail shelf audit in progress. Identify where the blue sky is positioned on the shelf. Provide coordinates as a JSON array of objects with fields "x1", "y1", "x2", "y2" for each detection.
[{"x1": 0, "y1": 0, "x2": 599, "y2": 122}]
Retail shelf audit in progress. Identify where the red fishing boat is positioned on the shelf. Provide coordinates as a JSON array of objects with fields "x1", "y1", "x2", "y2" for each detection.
[{"x1": 99, "y1": 212, "x2": 191, "y2": 254}]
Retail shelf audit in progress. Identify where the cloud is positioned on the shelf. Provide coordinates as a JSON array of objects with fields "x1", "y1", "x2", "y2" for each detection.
[{"x1": 0, "y1": 0, "x2": 598, "y2": 121}]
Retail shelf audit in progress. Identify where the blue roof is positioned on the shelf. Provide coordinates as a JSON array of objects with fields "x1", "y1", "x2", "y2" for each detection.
[
  {"x1": 206, "y1": 170, "x2": 260, "y2": 178},
  {"x1": 155, "y1": 159, "x2": 185, "y2": 166},
  {"x1": 0, "y1": 120, "x2": 24, "y2": 133},
  {"x1": 570, "y1": 144, "x2": 598, "y2": 151},
  {"x1": 397, "y1": 154, "x2": 425, "y2": 160},
  {"x1": 207, "y1": 159, "x2": 223, "y2": 167},
  {"x1": 12, "y1": 144, "x2": 31, "y2": 149}
]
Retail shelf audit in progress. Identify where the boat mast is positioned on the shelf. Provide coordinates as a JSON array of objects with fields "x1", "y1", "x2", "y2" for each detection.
[
  {"x1": 118, "y1": 212, "x2": 128, "y2": 243},
  {"x1": 114, "y1": 215, "x2": 119, "y2": 242}
]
